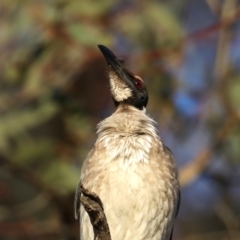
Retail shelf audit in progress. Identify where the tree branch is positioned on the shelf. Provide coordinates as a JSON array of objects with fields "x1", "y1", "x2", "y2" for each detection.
[{"x1": 80, "y1": 185, "x2": 111, "y2": 240}]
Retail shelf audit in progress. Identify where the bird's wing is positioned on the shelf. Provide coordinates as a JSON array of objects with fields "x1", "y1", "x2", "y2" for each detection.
[
  {"x1": 163, "y1": 145, "x2": 181, "y2": 240},
  {"x1": 169, "y1": 190, "x2": 181, "y2": 240},
  {"x1": 74, "y1": 181, "x2": 81, "y2": 220},
  {"x1": 175, "y1": 190, "x2": 181, "y2": 218}
]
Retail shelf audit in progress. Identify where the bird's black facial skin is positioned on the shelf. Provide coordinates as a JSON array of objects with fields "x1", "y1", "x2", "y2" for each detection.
[
  {"x1": 98, "y1": 44, "x2": 148, "y2": 110},
  {"x1": 113, "y1": 93, "x2": 148, "y2": 110},
  {"x1": 123, "y1": 69, "x2": 148, "y2": 110}
]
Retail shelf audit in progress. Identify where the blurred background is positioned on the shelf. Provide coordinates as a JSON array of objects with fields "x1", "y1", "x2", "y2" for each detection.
[{"x1": 0, "y1": 0, "x2": 240, "y2": 239}]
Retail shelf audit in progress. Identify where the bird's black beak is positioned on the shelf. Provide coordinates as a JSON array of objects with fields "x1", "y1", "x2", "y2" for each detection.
[
  {"x1": 98, "y1": 45, "x2": 120, "y2": 68},
  {"x1": 98, "y1": 44, "x2": 130, "y2": 83},
  {"x1": 98, "y1": 44, "x2": 148, "y2": 109}
]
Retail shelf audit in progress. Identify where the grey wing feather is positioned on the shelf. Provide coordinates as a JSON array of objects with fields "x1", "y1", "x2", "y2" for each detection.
[
  {"x1": 163, "y1": 145, "x2": 181, "y2": 216},
  {"x1": 74, "y1": 182, "x2": 81, "y2": 220},
  {"x1": 176, "y1": 190, "x2": 181, "y2": 217},
  {"x1": 169, "y1": 190, "x2": 181, "y2": 240},
  {"x1": 163, "y1": 145, "x2": 181, "y2": 240}
]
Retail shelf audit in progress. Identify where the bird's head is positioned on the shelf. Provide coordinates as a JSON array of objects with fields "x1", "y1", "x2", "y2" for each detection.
[{"x1": 98, "y1": 45, "x2": 148, "y2": 110}]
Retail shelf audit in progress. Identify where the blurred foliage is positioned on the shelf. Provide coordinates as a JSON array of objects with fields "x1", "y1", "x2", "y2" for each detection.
[
  {"x1": 0, "y1": 0, "x2": 182, "y2": 192},
  {"x1": 0, "y1": 0, "x2": 240, "y2": 240},
  {"x1": 115, "y1": 2, "x2": 183, "y2": 49},
  {"x1": 228, "y1": 75, "x2": 240, "y2": 110}
]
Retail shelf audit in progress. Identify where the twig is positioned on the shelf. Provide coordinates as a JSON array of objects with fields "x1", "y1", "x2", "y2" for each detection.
[
  {"x1": 214, "y1": 0, "x2": 237, "y2": 82},
  {"x1": 215, "y1": 200, "x2": 240, "y2": 240},
  {"x1": 206, "y1": 0, "x2": 222, "y2": 15},
  {"x1": 180, "y1": 0, "x2": 240, "y2": 188},
  {"x1": 180, "y1": 149, "x2": 212, "y2": 187},
  {"x1": 180, "y1": 114, "x2": 239, "y2": 187},
  {"x1": 80, "y1": 185, "x2": 111, "y2": 240}
]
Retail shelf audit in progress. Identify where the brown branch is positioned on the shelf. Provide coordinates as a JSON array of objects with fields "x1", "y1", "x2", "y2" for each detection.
[
  {"x1": 180, "y1": 0, "x2": 240, "y2": 188},
  {"x1": 214, "y1": 0, "x2": 237, "y2": 83},
  {"x1": 215, "y1": 200, "x2": 240, "y2": 240},
  {"x1": 206, "y1": 0, "x2": 222, "y2": 15},
  {"x1": 127, "y1": 5, "x2": 240, "y2": 65},
  {"x1": 180, "y1": 114, "x2": 239, "y2": 187},
  {"x1": 180, "y1": 149, "x2": 212, "y2": 187},
  {"x1": 188, "y1": 4, "x2": 240, "y2": 42},
  {"x1": 80, "y1": 185, "x2": 111, "y2": 240}
]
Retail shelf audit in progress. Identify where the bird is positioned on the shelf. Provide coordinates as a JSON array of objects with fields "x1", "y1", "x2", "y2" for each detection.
[{"x1": 74, "y1": 45, "x2": 180, "y2": 240}]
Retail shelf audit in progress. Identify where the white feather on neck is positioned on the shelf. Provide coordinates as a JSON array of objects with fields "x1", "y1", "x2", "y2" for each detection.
[
  {"x1": 96, "y1": 106, "x2": 161, "y2": 165},
  {"x1": 109, "y1": 71, "x2": 132, "y2": 102}
]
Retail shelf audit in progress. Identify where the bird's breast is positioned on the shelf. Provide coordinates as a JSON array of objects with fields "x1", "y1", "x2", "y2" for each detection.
[
  {"x1": 100, "y1": 133, "x2": 154, "y2": 164},
  {"x1": 80, "y1": 134, "x2": 178, "y2": 240}
]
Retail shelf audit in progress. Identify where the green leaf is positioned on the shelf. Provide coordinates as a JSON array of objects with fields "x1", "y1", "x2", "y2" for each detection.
[
  {"x1": 0, "y1": 102, "x2": 59, "y2": 151},
  {"x1": 67, "y1": 23, "x2": 112, "y2": 46},
  {"x1": 115, "y1": 2, "x2": 183, "y2": 49},
  {"x1": 65, "y1": 0, "x2": 115, "y2": 18},
  {"x1": 42, "y1": 160, "x2": 79, "y2": 194},
  {"x1": 228, "y1": 76, "x2": 240, "y2": 109}
]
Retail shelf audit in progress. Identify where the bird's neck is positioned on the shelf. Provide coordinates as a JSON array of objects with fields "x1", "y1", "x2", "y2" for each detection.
[
  {"x1": 96, "y1": 106, "x2": 160, "y2": 164},
  {"x1": 97, "y1": 105, "x2": 157, "y2": 137}
]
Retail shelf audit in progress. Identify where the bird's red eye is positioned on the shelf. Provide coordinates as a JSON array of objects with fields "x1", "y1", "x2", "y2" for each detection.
[{"x1": 135, "y1": 79, "x2": 143, "y2": 89}]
